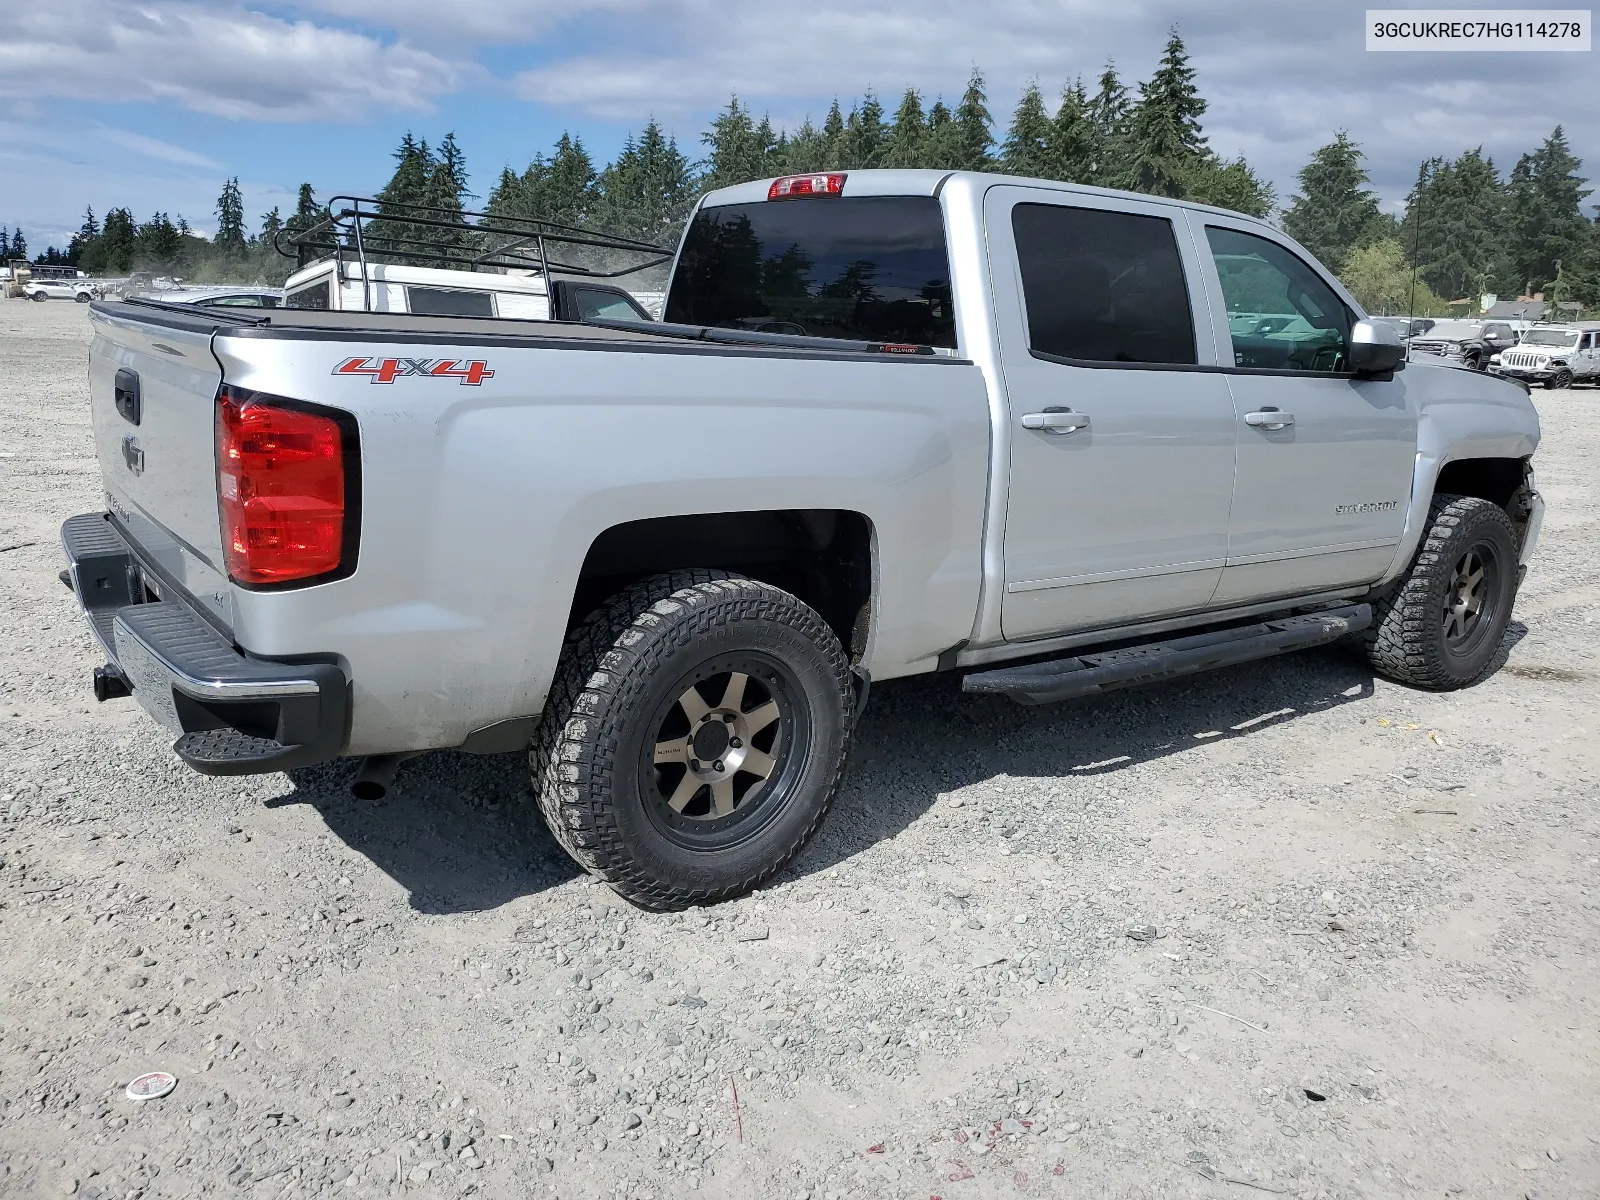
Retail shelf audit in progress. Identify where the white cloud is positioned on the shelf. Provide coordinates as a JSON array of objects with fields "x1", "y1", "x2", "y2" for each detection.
[
  {"x1": 502, "y1": 0, "x2": 1594, "y2": 207},
  {"x1": 0, "y1": 0, "x2": 465, "y2": 122},
  {"x1": 290, "y1": 0, "x2": 649, "y2": 45},
  {"x1": 97, "y1": 127, "x2": 222, "y2": 170}
]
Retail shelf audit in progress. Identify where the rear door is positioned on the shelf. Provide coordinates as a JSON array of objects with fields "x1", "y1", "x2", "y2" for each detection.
[
  {"x1": 1190, "y1": 216, "x2": 1416, "y2": 605},
  {"x1": 986, "y1": 187, "x2": 1240, "y2": 641}
]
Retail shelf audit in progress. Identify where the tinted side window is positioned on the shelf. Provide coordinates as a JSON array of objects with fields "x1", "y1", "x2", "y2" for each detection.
[
  {"x1": 1012, "y1": 204, "x2": 1196, "y2": 366},
  {"x1": 575, "y1": 287, "x2": 647, "y2": 321},
  {"x1": 407, "y1": 287, "x2": 495, "y2": 317},
  {"x1": 1205, "y1": 227, "x2": 1352, "y2": 373},
  {"x1": 286, "y1": 281, "x2": 330, "y2": 310}
]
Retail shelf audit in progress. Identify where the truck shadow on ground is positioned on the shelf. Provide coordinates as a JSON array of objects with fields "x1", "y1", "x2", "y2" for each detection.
[
  {"x1": 272, "y1": 751, "x2": 581, "y2": 915},
  {"x1": 269, "y1": 626, "x2": 1524, "y2": 912},
  {"x1": 790, "y1": 621, "x2": 1525, "y2": 882}
]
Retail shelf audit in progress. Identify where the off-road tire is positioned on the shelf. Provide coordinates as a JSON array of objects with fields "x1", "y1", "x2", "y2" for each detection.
[
  {"x1": 1364, "y1": 494, "x2": 1519, "y2": 689},
  {"x1": 1546, "y1": 367, "x2": 1574, "y2": 390},
  {"x1": 530, "y1": 570, "x2": 853, "y2": 910}
]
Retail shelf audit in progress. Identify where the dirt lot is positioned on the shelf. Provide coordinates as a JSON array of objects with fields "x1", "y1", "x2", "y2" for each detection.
[{"x1": 1, "y1": 296, "x2": 1598, "y2": 1200}]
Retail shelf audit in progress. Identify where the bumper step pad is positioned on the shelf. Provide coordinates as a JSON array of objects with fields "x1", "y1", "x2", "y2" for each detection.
[
  {"x1": 963, "y1": 603, "x2": 1372, "y2": 705},
  {"x1": 60, "y1": 512, "x2": 349, "y2": 776}
]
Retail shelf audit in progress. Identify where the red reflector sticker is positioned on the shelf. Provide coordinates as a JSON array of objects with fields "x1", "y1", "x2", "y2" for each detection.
[
  {"x1": 768, "y1": 173, "x2": 846, "y2": 200},
  {"x1": 334, "y1": 356, "x2": 494, "y2": 385}
]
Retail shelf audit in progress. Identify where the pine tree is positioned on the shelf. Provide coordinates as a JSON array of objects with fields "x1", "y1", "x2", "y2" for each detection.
[
  {"x1": 214, "y1": 177, "x2": 247, "y2": 260},
  {"x1": 490, "y1": 133, "x2": 599, "y2": 234},
  {"x1": 1281, "y1": 133, "x2": 1385, "y2": 272},
  {"x1": 1185, "y1": 155, "x2": 1277, "y2": 219},
  {"x1": 422, "y1": 131, "x2": 474, "y2": 262},
  {"x1": 1046, "y1": 79, "x2": 1097, "y2": 184},
  {"x1": 1125, "y1": 30, "x2": 1208, "y2": 199},
  {"x1": 286, "y1": 184, "x2": 319, "y2": 236},
  {"x1": 1000, "y1": 82, "x2": 1054, "y2": 179},
  {"x1": 9, "y1": 229, "x2": 26, "y2": 261},
  {"x1": 952, "y1": 69, "x2": 995, "y2": 171},
  {"x1": 838, "y1": 92, "x2": 887, "y2": 169},
  {"x1": 135, "y1": 213, "x2": 181, "y2": 268},
  {"x1": 370, "y1": 133, "x2": 436, "y2": 259},
  {"x1": 821, "y1": 100, "x2": 847, "y2": 169},
  {"x1": 700, "y1": 98, "x2": 778, "y2": 189},
  {"x1": 1401, "y1": 149, "x2": 1510, "y2": 300},
  {"x1": 595, "y1": 120, "x2": 696, "y2": 245},
  {"x1": 67, "y1": 207, "x2": 101, "y2": 268},
  {"x1": 1504, "y1": 126, "x2": 1590, "y2": 295},
  {"x1": 780, "y1": 117, "x2": 830, "y2": 174},
  {"x1": 882, "y1": 89, "x2": 927, "y2": 169},
  {"x1": 99, "y1": 209, "x2": 137, "y2": 273},
  {"x1": 1086, "y1": 62, "x2": 1130, "y2": 184}
]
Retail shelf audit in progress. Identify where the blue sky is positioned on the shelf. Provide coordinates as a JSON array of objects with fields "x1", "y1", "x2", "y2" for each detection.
[{"x1": 1, "y1": 0, "x2": 1595, "y2": 252}]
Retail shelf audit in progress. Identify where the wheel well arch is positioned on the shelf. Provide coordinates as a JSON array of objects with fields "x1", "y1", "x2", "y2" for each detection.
[
  {"x1": 569, "y1": 509, "x2": 876, "y2": 661},
  {"x1": 1433, "y1": 456, "x2": 1527, "y2": 512}
]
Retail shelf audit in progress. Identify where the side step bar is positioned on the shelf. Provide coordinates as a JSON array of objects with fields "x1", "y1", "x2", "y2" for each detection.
[{"x1": 962, "y1": 603, "x2": 1372, "y2": 705}]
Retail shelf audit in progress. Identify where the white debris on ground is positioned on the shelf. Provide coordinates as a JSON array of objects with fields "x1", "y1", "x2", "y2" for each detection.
[{"x1": 2, "y1": 299, "x2": 1598, "y2": 1199}]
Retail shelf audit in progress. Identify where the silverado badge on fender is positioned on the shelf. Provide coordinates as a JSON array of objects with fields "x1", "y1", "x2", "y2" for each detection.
[{"x1": 333, "y1": 356, "x2": 494, "y2": 385}]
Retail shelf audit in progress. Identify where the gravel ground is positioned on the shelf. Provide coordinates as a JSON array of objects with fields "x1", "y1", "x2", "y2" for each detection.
[{"x1": 2, "y1": 297, "x2": 1598, "y2": 1200}]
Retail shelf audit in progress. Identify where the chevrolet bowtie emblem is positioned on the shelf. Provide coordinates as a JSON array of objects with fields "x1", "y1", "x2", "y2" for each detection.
[{"x1": 122, "y1": 434, "x2": 145, "y2": 476}]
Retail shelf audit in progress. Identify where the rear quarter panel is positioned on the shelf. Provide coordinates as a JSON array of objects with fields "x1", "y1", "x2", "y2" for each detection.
[{"x1": 212, "y1": 333, "x2": 991, "y2": 754}]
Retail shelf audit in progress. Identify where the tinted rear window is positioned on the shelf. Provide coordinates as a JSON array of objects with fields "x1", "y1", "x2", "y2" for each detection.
[
  {"x1": 1012, "y1": 204, "x2": 1196, "y2": 366},
  {"x1": 664, "y1": 195, "x2": 955, "y2": 348},
  {"x1": 286, "y1": 281, "x2": 330, "y2": 310},
  {"x1": 408, "y1": 287, "x2": 495, "y2": 317}
]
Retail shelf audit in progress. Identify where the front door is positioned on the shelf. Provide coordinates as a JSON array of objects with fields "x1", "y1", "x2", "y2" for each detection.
[
  {"x1": 1192, "y1": 218, "x2": 1417, "y2": 605},
  {"x1": 988, "y1": 188, "x2": 1240, "y2": 641}
]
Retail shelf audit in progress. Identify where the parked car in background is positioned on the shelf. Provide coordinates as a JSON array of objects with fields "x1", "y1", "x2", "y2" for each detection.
[
  {"x1": 146, "y1": 287, "x2": 284, "y2": 308},
  {"x1": 23, "y1": 278, "x2": 100, "y2": 302},
  {"x1": 1408, "y1": 320, "x2": 1518, "y2": 370},
  {"x1": 1491, "y1": 323, "x2": 1600, "y2": 388}
]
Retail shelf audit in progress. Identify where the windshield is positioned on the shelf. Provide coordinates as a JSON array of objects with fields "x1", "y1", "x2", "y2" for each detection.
[
  {"x1": 1522, "y1": 329, "x2": 1580, "y2": 347},
  {"x1": 1417, "y1": 321, "x2": 1483, "y2": 340},
  {"x1": 664, "y1": 195, "x2": 956, "y2": 347}
]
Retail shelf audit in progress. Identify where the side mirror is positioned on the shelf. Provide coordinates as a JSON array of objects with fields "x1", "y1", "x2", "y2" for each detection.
[{"x1": 1350, "y1": 318, "x2": 1406, "y2": 376}]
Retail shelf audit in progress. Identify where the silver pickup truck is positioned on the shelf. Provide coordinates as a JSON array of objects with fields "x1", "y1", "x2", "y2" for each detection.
[{"x1": 64, "y1": 169, "x2": 1543, "y2": 909}]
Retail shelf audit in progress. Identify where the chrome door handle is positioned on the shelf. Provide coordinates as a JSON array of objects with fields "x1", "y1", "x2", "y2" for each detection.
[
  {"x1": 1244, "y1": 410, "x2": 1294, "y2": 430},
  {"x1": 1022, "y1": 410, "x2": 1091, "y2": 434}
]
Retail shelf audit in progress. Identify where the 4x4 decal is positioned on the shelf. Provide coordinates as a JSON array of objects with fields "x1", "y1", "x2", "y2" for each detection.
[{"x1": 333, "y1": 357, "x2": 494, "y2": 385}]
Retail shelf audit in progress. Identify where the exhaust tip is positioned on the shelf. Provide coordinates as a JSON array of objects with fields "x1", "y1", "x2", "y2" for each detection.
[{"x1": 349, "y1": 753, "x2": 414, "y2": 801}]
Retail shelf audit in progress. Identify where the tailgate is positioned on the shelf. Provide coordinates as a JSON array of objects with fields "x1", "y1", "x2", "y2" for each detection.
[{"x1": 88, "y1": 305, "x2": 232, "y2": 620}]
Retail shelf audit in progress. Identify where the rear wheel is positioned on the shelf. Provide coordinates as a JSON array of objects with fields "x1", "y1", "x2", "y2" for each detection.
[
  {"x1": 530, "y1": 571, "x2": 853, "y2": 909},
  {"x1": 1365, "y1": 495, "x2": 1519, "y2": 689},
  {"x1": 30, "y1": 292, "x2": 47, "y2": 302}
]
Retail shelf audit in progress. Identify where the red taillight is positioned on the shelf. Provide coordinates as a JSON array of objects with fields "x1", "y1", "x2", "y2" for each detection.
[
  {"x1": 216, "y1": 387, "x2": 351, "y2": 585},
  {"x1": 768, "y1": 173, "x2": 846, "y2": 200}
]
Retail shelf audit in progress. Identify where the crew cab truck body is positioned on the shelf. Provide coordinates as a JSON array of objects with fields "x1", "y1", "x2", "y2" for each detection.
[{"x1": 65, "y1": 170, "x2": 1543, "y2": 908}]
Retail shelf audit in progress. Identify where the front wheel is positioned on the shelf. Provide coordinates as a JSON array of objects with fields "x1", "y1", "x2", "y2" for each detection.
[
  {"x1": 1545, "y1": 367, "x2": 1573, "y2": 390},
  {"x1": 1364, "y1": 495, "x2": 1519, "y2": 689},
  {"x1": 74, "y1": 292, "x2": 91, "y2": 303},
  {"x1": 530, "y1": 571, "x2": 854, "y2": 909}
]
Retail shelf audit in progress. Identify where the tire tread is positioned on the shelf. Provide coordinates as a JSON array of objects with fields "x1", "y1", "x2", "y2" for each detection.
[{"x1": 530, "y1": 571, "x2": 852, "y2": 910}]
